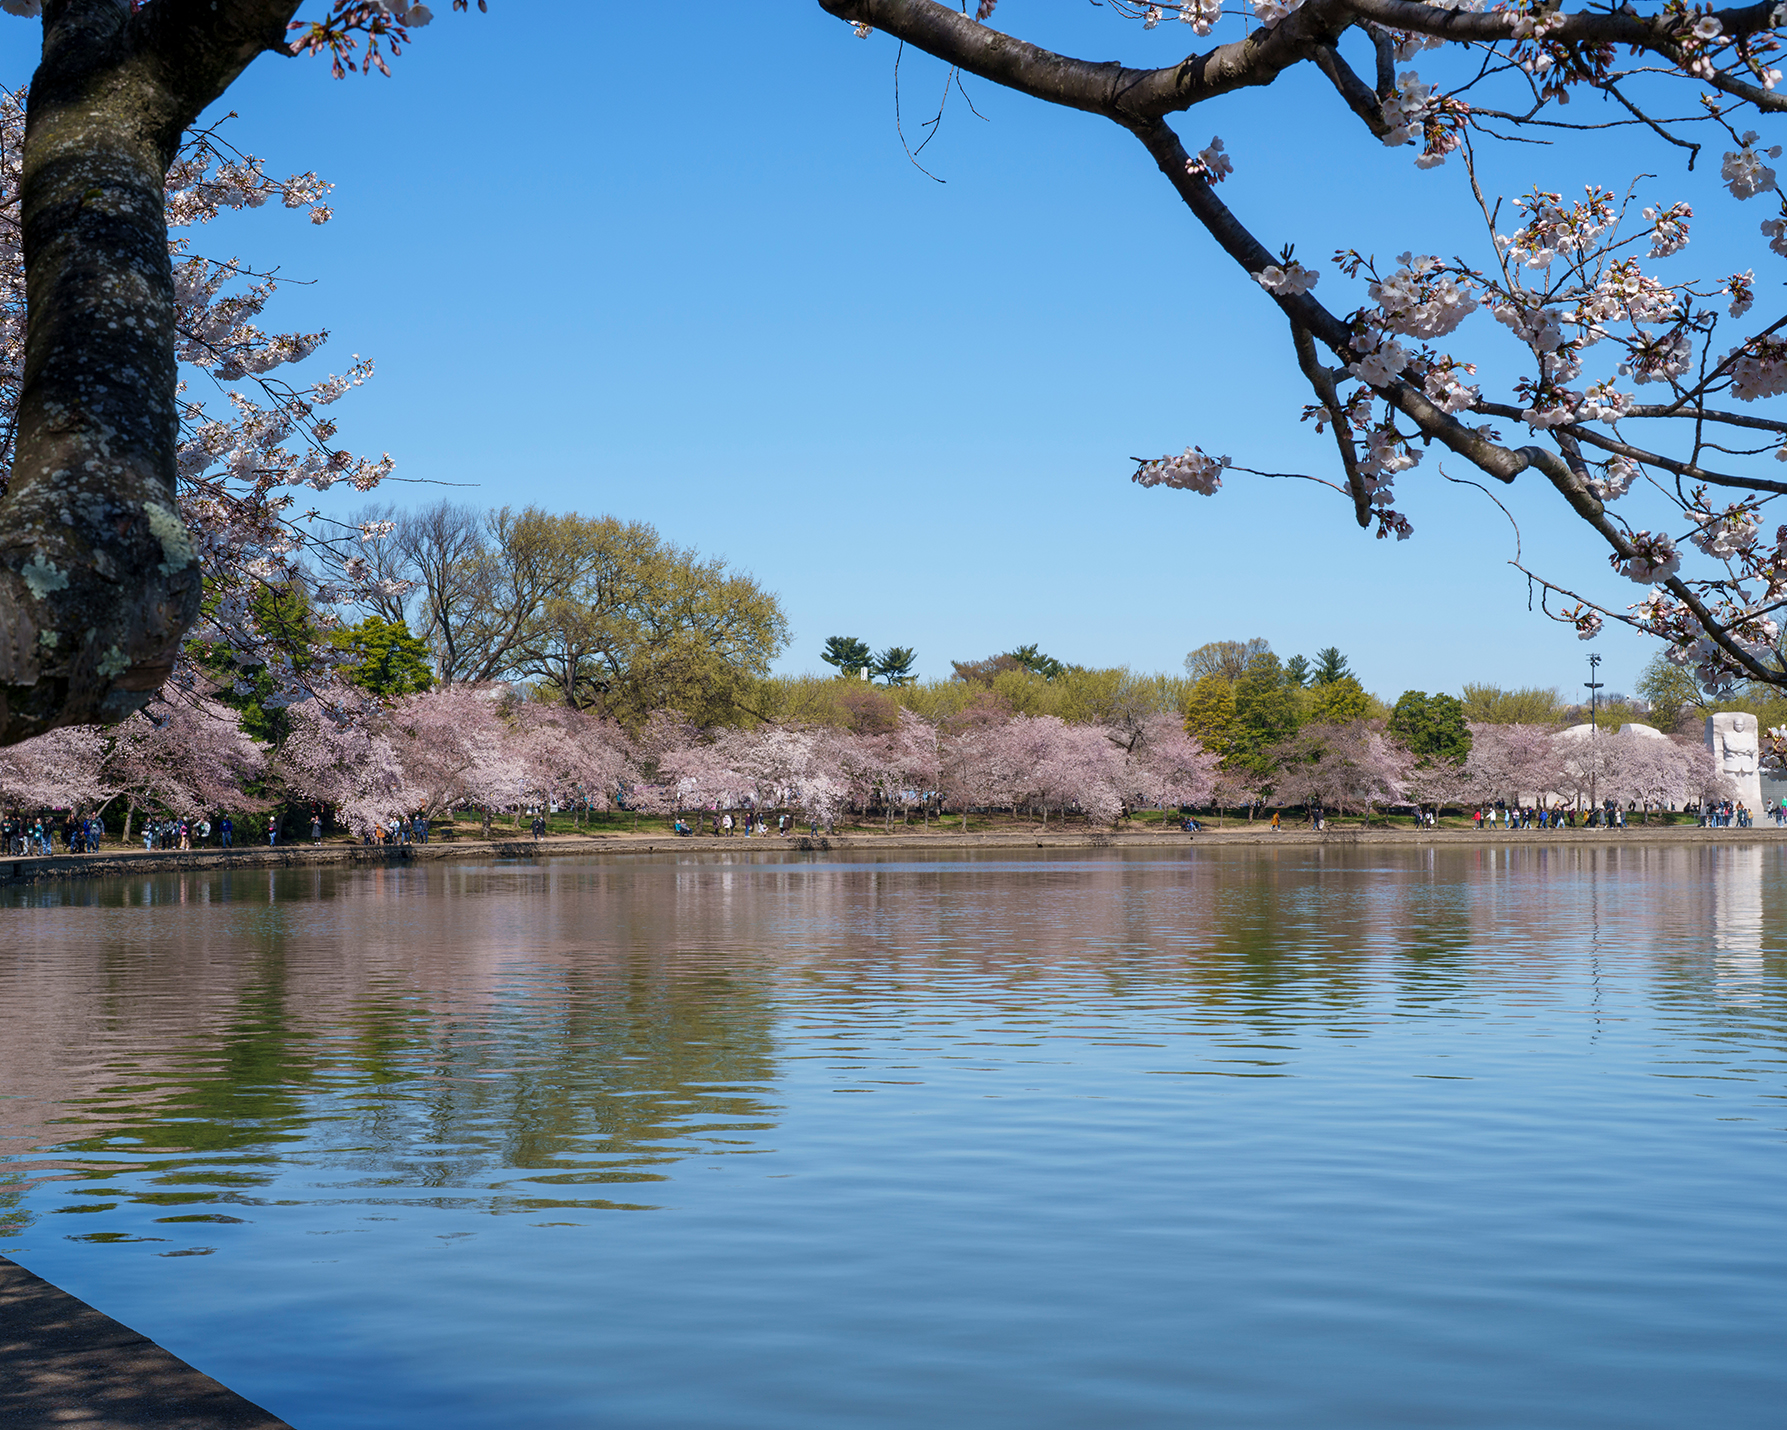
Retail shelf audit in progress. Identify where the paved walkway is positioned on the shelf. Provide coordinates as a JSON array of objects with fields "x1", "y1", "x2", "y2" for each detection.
[
  {"x1": 4, "y1": 823, "x2": 1785, "y2": 888},
  {"x1": 0, "y1": 1257, "x2": 292, "y2": 1429}
]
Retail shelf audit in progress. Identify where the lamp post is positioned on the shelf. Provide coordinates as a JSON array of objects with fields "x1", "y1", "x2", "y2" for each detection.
[{"x1": 1585, "y1": 653, "x2": 1604, "y2": 820}]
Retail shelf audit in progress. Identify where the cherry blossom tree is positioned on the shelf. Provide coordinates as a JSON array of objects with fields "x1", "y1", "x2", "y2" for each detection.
[
  {"x1": 940, "y1": 719, "x2": 1021, "y2": 831},
  {"x1": 0, "y1": 80, "x2": 396, "y2": 746},
  {"x1": 512, "y1": 702, "x2": 633, "y2": 825},
  {"x1": 1614, "y1": 730, "x2": 1699, "y2": 816},
  {"x1": 1461, "y1": 721, "x2": 1563, "y2": 807},
  {"x1": 851, "y1": 709, "x2": 942, "y2": 827},
  {"x1": 1116, "y1": 711, "x2": 1220, "y2": 818},
  {"x1": 1678, "y1": 733, "x2": 1742, "y2": 805},
  {"x1": 0, "y1": 723, "x2": 109, "y2": 811},
  {"x1": 105, "y1": 689, "x2": 265, "y2": 835},
  {"x1": 1269, "y1": 720, "x2": 1408, "y2": 818},
  {"x1": 658, "y1": 736, "x2": 747, "y2": 831},
  {"x1": 0, "y1": 0, "x2": 485, "y2": 744},
  {"x1": 382, "y1": 683, "x2": 522, "y2": 833},
  {"x1": 276, "y1": 679, "x2": 403, "y2": 833},
  {"x1": 724, "y1": 723, "x2": 856, "y2": 829},
  {"x1": 826, "y1": 0, "x2": 1787, "y2": 692},
  {"x1": 993, "y1": 715, "x2": 1127, "y2": 826}
]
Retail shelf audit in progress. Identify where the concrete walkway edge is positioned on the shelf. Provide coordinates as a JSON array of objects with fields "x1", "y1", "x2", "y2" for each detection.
[
  {"x1": 0, "y1": 1255, "x2": 294, "y2": 1428},
  {"x1": 4, "y1": 824, "x2": 1785, "y2": 887}
]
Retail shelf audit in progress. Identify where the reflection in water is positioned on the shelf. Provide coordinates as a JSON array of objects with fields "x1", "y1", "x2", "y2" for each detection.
[
  {"x1": 0, "y1": 861, "x2": 783, "y2": 1220},
  {"x1": 1715, "y1": 845, "x2": 1765, "y2": 976},
  {"x1": 0, "y1": 846, "x2": 1783, "y2": 1430}
]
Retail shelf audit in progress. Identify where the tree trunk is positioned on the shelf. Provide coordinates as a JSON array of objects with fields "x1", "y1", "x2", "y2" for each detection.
[{"x1": 0, "y1": 1, "x2": 302, "y2": 745}]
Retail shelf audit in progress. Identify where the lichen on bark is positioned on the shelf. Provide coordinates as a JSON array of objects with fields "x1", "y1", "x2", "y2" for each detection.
[{"x1": 0, "y1": 0, "x2": 302, "y2": 744}]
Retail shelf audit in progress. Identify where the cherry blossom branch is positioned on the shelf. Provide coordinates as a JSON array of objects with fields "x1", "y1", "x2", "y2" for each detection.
[
  {"x1": 1291, "y1": 321, "x2": 1373, "y2": 525},
  {"x1": 1310, "y1": 41, "x2": 1392, "y2": 139},
  {"x1": 820, "y1": 0, "x2": 1351, "y2": 121}
]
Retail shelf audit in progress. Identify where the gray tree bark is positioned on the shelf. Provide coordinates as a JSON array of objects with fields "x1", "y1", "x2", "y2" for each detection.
[{"x1": 0, "y1": 0, "x2": 300, "y2": 745}]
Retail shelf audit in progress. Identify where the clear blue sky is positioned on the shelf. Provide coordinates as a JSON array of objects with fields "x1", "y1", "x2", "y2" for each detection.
[{"x1": 3, "y1": 3, "x2": 1752, "y2": 702}]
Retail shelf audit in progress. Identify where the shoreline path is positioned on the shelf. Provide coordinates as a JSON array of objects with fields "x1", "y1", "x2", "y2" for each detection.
[
  {"x1": 0, "y1": 1255, "x2": 293, "y2": 1430},
  {"x1": 5, "y1": 825, "x2": 1786, "y2": 889}
]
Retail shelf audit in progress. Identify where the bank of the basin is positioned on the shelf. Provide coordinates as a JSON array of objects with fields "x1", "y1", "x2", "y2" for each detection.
[
  {"x1": 0, "y1": 1254, "x2": 294, "y2": 1430},
  {"x1": 5, "y1": 823, "x2": 1787, "y2": 886}
]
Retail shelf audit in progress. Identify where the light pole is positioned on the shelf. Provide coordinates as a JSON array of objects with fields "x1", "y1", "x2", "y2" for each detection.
[{"x1": 1585, "y1": 653, "x2": 1604, "y2": 821}]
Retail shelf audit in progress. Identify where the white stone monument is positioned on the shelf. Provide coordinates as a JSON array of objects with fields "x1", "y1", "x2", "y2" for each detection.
[{"x1": 1706, "y1": 711, "x2": 1764, "y2": 812}]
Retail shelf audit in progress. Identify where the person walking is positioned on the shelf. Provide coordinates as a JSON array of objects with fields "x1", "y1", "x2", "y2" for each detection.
[
  {"x1": 1270, "y1": 810, "x2": 1281, "y2": 832},
  {"x1": 220, "y1": 814, "x2": 234, "y2": 848},
  {"x1": 722, "y1": 812, "x2": 734, "y2": 837},
  {"x1": 267, "y1": 814, "x2": 279, "y2": 847}
]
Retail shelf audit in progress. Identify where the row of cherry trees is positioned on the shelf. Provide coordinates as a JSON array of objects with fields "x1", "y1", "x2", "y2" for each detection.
[
  {"x1": 0, "y1": 684, "x2": 1224, "y2": 836},
  {"x1": 0, "y1": 683, "x2": 1744, "y2": 836},
  {"x1": 1409, "y1": 723, "x2": 1738, "y2": 815}
]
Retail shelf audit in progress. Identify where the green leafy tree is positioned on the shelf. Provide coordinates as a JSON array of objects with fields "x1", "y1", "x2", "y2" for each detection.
[
  {"x1": 872, "y1": 645, "x2": 918, "y2": 686},
  {"x1": 1634, "y1": 651, "x2": 1707, "y2": 732},
  {"x1": 822, "y1": 636, "x2": 873, "y2": 678},
  {"x1": 1388, "y1": 691, "x2": 1472, "y2": 766},
  {"x1": 192, "y1": 582, "x2": 321, "y2": 745},
  {"x1": 1284, "y1": 654, "x2": 1312, "y2": 688},
  {"x1": 1308, "y1": 675, "x2": 1372, "y2": 726},
  {"x1": 1230, "y1": 653, "x2": 1302, "y2": 781},
  {"x1": 1312, "y1": 646, "x2": 1353, "y2": 685},
  {"x1": 1008, "y1": 644, "x2": 1066, "y2": 680},
  {"x1": 329, "y1": 616, "x2": 435, "y2": 697},
  {"x1": 1461, "y1": 684, "x2": 1563, "y2": 725},
  {"x1": 1181, "y1": 675, "x2": 1236, "y2": 761},
  {"x1": 487, "y1": 509, "x2": 788, "y2": 724}
]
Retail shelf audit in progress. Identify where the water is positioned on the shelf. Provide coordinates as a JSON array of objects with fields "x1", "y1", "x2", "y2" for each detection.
[{"x1": 1, "y1": 845, "x2": 1783, "y2": 1428}]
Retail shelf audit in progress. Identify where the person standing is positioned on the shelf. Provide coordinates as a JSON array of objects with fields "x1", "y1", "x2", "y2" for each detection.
[
  {"x1": 312, "y1": 811, "x2": 323, "y2": 843},
  {"x1": 267, "y1": 814, "x2": 279, "y2": 847},
  {"x1": 220, "y1": 815, "x2": 234, "y2": 848}
]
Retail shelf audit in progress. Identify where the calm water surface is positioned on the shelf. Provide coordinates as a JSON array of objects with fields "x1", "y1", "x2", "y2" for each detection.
[{"x1": 1, "y1": 845, "x2": 1783, "y2": 1428}]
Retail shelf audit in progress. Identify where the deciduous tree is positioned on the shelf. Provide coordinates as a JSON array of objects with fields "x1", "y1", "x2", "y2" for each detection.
[
  {"x1": 1388, "y1": 689, "x2": 1472, "y2": 765},
  {"x1": 1308, "y1": 673, "x2": 1373, "y2": 724},
  {"x1": 1183, "y1": 638, "x2": 1270, "y2": 684}
]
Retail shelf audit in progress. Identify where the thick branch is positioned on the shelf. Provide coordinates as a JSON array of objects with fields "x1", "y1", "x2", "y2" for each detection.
[
  {"x1": 1310, "y1": 41, "x2": 1391, "y2": 138},
  {"x1": 1347, "y1": 0, "x2": 1776, "y2": 48},
  {"x1": 819, "y1": 0, "x2": 1349, "y2": 120},
  {"x1": 1475, "y1": 401, "x2": 1787, "y2": 496},
  {"x1": 1291, "y1": 321, "x2": 1372, "y2": 526}
]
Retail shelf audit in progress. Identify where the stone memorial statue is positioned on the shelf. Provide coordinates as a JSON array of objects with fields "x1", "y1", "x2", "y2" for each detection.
[{"x1": 1706, "y1": 711, "x2": 1764, "y2": 812}]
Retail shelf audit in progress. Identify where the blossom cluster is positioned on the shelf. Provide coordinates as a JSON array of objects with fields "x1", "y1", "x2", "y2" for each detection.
[{"x1": 1131, "y1": 446, "x2": 1228, "y2": 495}]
